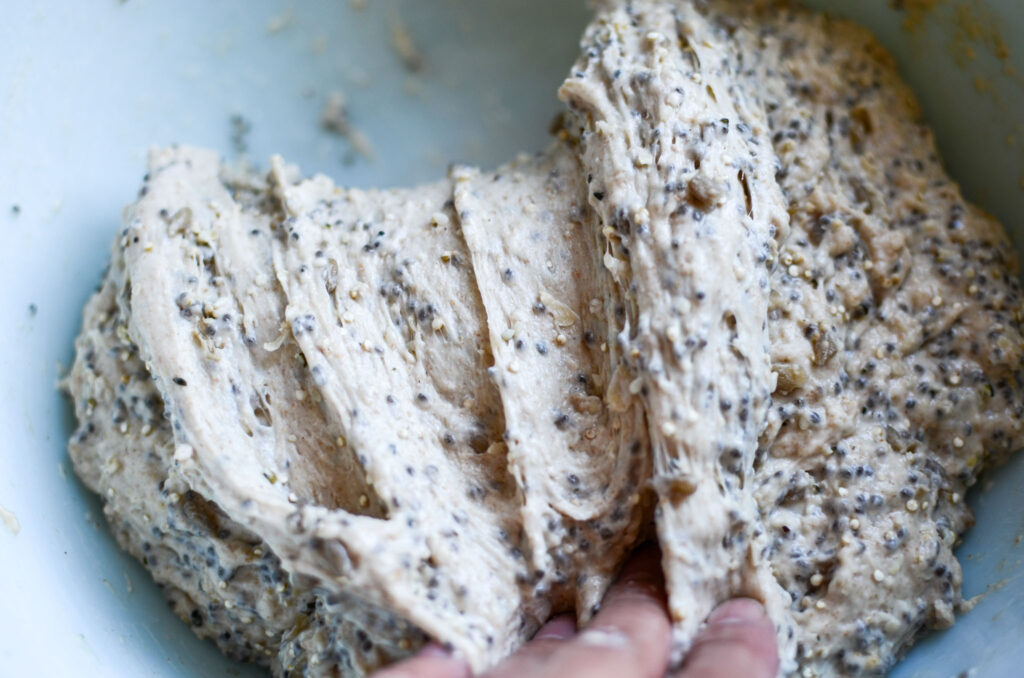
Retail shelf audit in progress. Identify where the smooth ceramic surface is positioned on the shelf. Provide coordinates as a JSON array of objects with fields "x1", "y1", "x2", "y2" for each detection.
[{"x1": 0, "y1": 2, "x2": 1021, "y2": 677}]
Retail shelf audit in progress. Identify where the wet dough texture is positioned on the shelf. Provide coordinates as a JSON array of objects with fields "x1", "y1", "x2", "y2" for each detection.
[{"x1": 66, "y1": 1, "x2": 1024, "y2": 676}]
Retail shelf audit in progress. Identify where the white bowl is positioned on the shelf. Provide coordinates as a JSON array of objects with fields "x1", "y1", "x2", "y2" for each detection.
[{"x1": 1, "y1": 2, "x2": 1021, "y2": 676}]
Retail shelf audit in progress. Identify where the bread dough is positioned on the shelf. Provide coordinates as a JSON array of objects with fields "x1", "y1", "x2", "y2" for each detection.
[{"x1": 64, "y1": 1, "x2": 1024, "y2": 676}]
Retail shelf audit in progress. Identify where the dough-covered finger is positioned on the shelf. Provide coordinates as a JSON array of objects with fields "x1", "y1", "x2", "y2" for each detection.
[{"x1": 674, "y1": 599, "x2": 778, "y2": 678}]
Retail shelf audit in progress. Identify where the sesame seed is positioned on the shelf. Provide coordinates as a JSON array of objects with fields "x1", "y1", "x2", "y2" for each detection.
[
  {"x1": 905, "y1": 499, "x2": 919, "y2": 512},
  {"x1": 873, "y1": 569, "x2": 885, "y2": 583},
  {"x1": 953, "y1": 436, "x2": 964, "y2": 448}
]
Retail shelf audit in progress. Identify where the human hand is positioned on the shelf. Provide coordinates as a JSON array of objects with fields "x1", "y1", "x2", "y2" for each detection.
[{"x1": 371, "y1": 544, "x2": 779, "y2": 678}]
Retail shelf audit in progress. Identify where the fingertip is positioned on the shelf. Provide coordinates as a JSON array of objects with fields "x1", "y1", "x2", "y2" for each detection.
[
  {"x1": 533, "y1": 613, "x2": 578, "y2": 642},
  {"x1": 706, "y1": 597, "x2": 768, "y2": 625},
  {"x1": 601, "y1": 542, "x2": 667, "y2": 608},
  {"x1": 371, "y1": 642, "x2": 471, "y2": 678},
  {"x1": 537, "y1": 542, "x2": 671, "y2": 678},
  {"x1": 675, "y1": 599, "x2": 778, "y2": 678}
]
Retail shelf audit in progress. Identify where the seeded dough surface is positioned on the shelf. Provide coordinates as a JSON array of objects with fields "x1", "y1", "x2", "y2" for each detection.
[{"x1": 66, "y1": 1, "x2": 1024, "y2": 676}]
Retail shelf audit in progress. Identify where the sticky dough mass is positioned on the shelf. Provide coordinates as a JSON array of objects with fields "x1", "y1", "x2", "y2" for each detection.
[{"x1": 65, "y1": 1, "x2": 1024, "y2": 676}]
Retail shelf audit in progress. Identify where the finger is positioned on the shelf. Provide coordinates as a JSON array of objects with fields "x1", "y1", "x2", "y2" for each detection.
[
  {"x1": 533, "y1": 613, "x2": 578, "y2": 642},
  {"x1": 673, "y1": 598, "x2": 779, "y2": 678},
  {"x1": 474, "y1": 613, "x2": 579, "y2": 677},
  {"x1": 486, "y1": 543, "x2": 672, "y2": 678},
  {"x1": 370, "y1": 643, "x2": 471, "y2": 678},
  {"x1": 565, "y1": 542, "x2": 672, "y2": 676}
]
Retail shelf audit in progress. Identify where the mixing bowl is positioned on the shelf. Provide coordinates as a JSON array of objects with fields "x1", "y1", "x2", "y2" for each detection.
[{"x1": 1, "y1": 2, "x2": 1021, "y2": 676}]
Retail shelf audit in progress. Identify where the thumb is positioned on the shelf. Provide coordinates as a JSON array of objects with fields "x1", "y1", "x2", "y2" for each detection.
[{"x1": 673, "y1": 599, "x2": 779, "y2": 678}]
